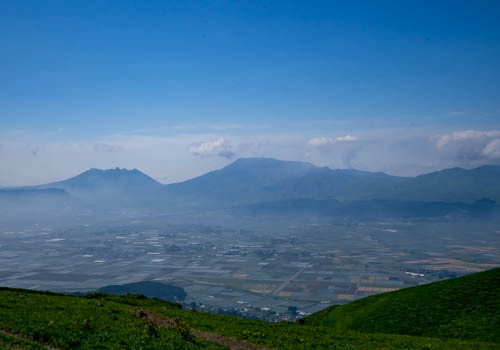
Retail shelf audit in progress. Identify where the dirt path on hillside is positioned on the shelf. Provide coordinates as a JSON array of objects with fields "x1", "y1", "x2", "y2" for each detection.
[
  {"x1": 135, "y1": 310, "x2": 266, "y2": 350},
  {"x1": 0, "y1": 329, "x2": 62, "y2": 350}
]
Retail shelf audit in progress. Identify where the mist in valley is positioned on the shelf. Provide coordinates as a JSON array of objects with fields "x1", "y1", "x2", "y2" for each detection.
[{"x1": 1, "y1": 159, "x2": 499, "y2": 320}]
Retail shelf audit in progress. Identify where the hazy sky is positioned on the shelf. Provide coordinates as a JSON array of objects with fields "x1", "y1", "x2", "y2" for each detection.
[{"x1": 1, "y1": 1, "x2": 500, "y2": 185}]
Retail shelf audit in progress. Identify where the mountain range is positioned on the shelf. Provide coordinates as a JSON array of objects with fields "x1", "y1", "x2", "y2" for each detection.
[
  {"x1": 1, "y1": 158, "x2": 499, "y2": 219},
  {"x1": 163, "y1": 158, "x2": 500, "y2": 204}
]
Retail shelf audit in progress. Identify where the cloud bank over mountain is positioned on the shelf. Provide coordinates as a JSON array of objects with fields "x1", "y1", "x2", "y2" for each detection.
[
  {"x1": 189, "y1": 137, "x2": 234, "y2": 159},
  {"x1": 433, "y1": 130, "x2": 500, "y2": 162},
  {"x1": 307, "y1": 135, "x2": 361, "y2": 168},
  {"x1": 1, "y1": 127, "x2": 500, "y2": 187},
  {"x1": 307, "y1": 135, "x2": 358, "y2": 147}
]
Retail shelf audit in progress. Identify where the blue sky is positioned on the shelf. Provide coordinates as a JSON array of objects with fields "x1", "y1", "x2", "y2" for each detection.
[{"x1": 1, "y1": 1, "x2": 500, "y2": 185}]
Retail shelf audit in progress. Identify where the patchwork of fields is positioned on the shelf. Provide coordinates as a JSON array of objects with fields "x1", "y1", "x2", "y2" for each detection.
[{"x1": 1, "y1": 215, "x2": 499, "y2": 321}]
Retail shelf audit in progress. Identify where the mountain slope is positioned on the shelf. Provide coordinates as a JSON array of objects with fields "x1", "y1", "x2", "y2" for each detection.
[
  {"x1": 163, "y1": 158, "x2": 500, "y2": 206},
  {"x1": 0, "y1": 188, "x2": 79, "y2": 224},
  {"x1": 163, "y1": 158, "x2": 404, "y2": 205},
  {"x1": 4, "y1": 159, "x2": 500, "y2": 214},
  {"x1": 31, "y1": 168, "x2": 164, "y2": 208},
  {"x1": 0, "y1": 288, "x2": 223, "y2": 350},
  {"x1": 238, "y1": 198, "x2": 498, "y2": 219},
  {"x1": 163, "y1": 158, "x2": 322, "y2": 204},
  {"x1": 304, "y1": 267, "x2": 500, "y2": 343},
  {"x1": 39, "y1": 167, "x2": 162, "y2": 194},
  {"x1": 387, "y1": 165, "x2": 500, "y2": 202},
  {"x1": 0, "y1": 285, "x2": 497, "y2": 349}
]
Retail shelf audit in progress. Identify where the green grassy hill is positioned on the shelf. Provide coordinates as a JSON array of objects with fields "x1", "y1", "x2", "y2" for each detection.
[
  {"x1": 304, "y1": 267, "x2": 500, "y2": 343},
  {"x1": 0, "y1": 269, "x2": 499, "y2": 349}
]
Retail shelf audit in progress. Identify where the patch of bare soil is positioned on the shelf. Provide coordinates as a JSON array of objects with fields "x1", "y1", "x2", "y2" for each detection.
[
  {"x1": 135, "y1": 309, "x2": 266, "y2": 350},
  {"x1": 0, "y1": 329, "x2": 62, "y2": 350}
]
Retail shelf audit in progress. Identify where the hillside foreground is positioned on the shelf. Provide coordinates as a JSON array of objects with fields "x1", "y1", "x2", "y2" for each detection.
[{"x1": 1, "y1": 269, "x2": 500, "y2": 349}]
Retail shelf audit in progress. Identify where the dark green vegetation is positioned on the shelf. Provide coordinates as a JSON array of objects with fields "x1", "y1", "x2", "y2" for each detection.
[
  {"x1": 0, "y1": 332, "x2": 46, "y2": 350},
  {"x1": 1, "y1": 270, "x2": 500, "y2": 350},
  {"x1": 304, "y1": 267, "x2": 500, "y2": 343},
  {"x1": 0, "y1": 288, "x2": 224, "y2": 350},
  {"x1": 97, "y1": 281, "x2": 187, "y2": 302}
]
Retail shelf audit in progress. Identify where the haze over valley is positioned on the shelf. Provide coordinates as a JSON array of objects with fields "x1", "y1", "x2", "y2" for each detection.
[{"x1": 1, "y1": 158, "x2": 499, "y2": 320}]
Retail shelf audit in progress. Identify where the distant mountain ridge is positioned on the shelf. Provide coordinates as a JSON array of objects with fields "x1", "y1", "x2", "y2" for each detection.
[
  {"x1": 27, "y1": 167, "x2": 163, "y2": 206},
  {"x1": 390, "y1": 165, "x2": 500, "y2": 202},
  {"x1": 163, "y1": 158, "x2": 406, "y2": 205},
  {"x1": 38, "y1": 167, "x2": 162, "y2": 193},
  {"x1": 163, "y1": 158, "x2": 500, "y2": 205},
  {"x1": 3, "y1": 158, "x2": 500, "y2": 215}
]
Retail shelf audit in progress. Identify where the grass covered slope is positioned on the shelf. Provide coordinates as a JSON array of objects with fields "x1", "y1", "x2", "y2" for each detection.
[
  {"x1": 304, "y1": 267, "x2": 500, "y2": 343},
  {"x1": 0, "y1": 288, "x2": 225, "y2": 350},
  {"x1": 0, "y1": 286, "x2": 498, "y2": 349}
]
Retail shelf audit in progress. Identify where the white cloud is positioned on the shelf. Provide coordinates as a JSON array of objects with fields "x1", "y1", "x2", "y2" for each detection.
[
  {"x1": 482, "y1": 139, "x2": 500, "y2": 158},
  {"x1": 0, "y1": 134, "x2": 228, "y2": 186},
  {"x1": 307, "y1": 135, "x2": 358, "y2": 147},
  {"x1": 188, "y1": 137, "x2": 234, "y2": 159},
  {"x1": 433, "y1": 130, "x2": 500, "y2": 161},
  {"x1": 2, "y1": 127, "x2": 500, "y2": 187},
  {"x1": 307, "y1": 135, "x2": 361, "y2": 168}
]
